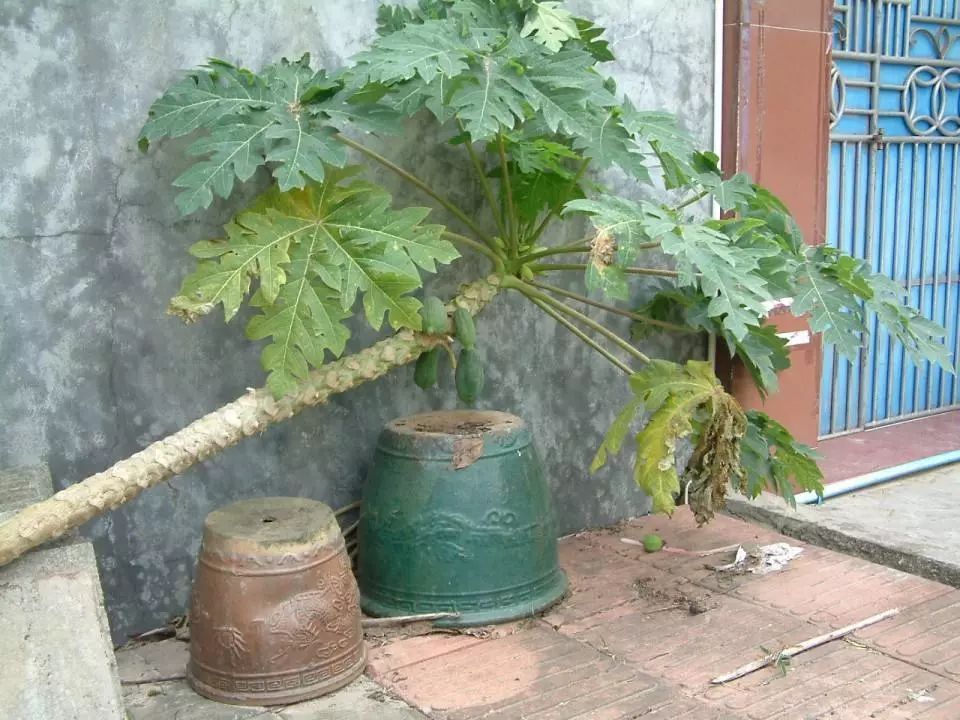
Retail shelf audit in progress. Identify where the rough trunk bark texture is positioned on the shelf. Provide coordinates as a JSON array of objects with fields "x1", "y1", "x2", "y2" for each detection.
[{"x1": 0, "y1": 276, "x2": 500, "y2": 568}]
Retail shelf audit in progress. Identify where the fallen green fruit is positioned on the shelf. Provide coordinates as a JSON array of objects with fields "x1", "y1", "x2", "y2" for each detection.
[{"x1": 642, "y1": 534, "x2": 664, "y2": 553}]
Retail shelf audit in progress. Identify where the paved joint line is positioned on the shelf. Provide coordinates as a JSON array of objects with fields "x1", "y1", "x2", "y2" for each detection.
[
  {"x1": 686, "y1": 570, "x2": 960, "y2": 688},
  {"x1": 856, "y1": 637, "x2": 960, "y2": 686}
]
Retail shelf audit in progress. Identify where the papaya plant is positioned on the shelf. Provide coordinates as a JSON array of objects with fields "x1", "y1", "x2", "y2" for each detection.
[{"x1": 0, "y1": 0, "x2": 951, "y2": 565}]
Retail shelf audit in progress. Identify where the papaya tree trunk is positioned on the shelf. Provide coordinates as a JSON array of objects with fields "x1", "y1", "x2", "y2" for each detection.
[{"x1": 0, "y1": 276, "x2": 500, "y2": 568}]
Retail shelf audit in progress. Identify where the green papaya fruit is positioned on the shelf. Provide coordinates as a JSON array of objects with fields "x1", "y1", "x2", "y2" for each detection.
[
  {"x1": 420, "y1": 296, "x2": 448, "y2": 335},
  {"x1": 642, "y1": 534, "x2": 664, "y2": 553},
  {"x1": 455, "y1": 348, "x2": 484, "y2": 404},
  {"x1": 414, "y1": 348, "x2": 441, "y2": 389},
  {"x1": 453, "y1": 307, "x2": 476, "y2": 349}
]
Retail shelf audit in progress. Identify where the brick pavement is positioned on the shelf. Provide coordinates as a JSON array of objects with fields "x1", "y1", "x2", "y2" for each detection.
[{"x1": 367, "y1": 512, "x2": 960, "y2": 719}]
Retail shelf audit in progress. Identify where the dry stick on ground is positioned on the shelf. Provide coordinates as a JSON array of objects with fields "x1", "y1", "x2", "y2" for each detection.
[
  {"x1": 0, "y1": 277, "x2": 500, "y2": 568},
  {"x1": 710, "y1": 608, "x2": 901, "y2": 684},
  {"x1": 621, "y1": 538, "x2": 742, "y2": 557},
  {"x1": 333, "y1": 500, "x2": 361, "y2": 518},
  {"x1": 121, "y1": 674, "x2": 188, "y2": 686},
  {"x1": 361, "y1": 612, "x2": 460, "y2": 628}
]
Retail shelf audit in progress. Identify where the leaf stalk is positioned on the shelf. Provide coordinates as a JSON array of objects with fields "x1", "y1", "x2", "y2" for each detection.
[
  {"x1": 505, "y1": 277, "x2": 651, "y2": 365},
  {"x1": 529, "y1": 280, "x2": 695, "y2": 333},
  {"x1": 532, "y1": 263, "x2": 680, "y2": 278},
  {"x1": 527, "y1": 296, "x2": 635, "y2": 375},
  {"x1": 336, "y1": 133, "x2": 490, "y2": 245}
]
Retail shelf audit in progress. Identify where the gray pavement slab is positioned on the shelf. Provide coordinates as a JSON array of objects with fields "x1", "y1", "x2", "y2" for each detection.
[
  {"x1": 0, "y1": 541, "x2": 125, "y2": 719},
  {"x1": 0, "y1": 464, "x2": 125, "y2": 719},
  {"x1": 0, "y1": 464, "x2": 53, "y2": 520},
  {"x1": 118, "y1": 639, "x2": 426, "y2": 719},
  {"x1": 725, "y1": 463, "x2": 960, "y2": 587}
]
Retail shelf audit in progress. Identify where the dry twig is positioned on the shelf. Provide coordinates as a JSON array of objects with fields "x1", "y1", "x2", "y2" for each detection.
[
  {"x1": 361, "y1": 612, "x2": 460, "y2": 628},
  {"x1": 711, "y1": 608, "x2": 900, "y2": 684}
]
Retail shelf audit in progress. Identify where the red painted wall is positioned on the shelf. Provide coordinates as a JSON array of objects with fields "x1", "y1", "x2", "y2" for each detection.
[{"x1": 721, "y1": 0, "x2": 833, "y2": 446}]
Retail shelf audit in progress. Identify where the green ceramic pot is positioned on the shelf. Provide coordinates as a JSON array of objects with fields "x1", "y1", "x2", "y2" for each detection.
[{"x1": 358, "y1": 410, "x2": 567, "y2": 626}]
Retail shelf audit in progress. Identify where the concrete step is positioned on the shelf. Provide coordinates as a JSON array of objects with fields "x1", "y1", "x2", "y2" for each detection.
[
  {"x1": 0, "y1": 465, "x2": 125, "y2": 720},
  {"x1": 724, "y1": 464, "x2": 960, "y2": 588}
]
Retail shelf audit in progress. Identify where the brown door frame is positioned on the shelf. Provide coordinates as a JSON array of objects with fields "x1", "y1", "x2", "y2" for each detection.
[{"x1": 720, "y1": 0, "x2": 834, "y2": 446}]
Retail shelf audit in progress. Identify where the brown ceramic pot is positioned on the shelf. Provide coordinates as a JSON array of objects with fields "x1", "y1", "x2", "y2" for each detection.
[{"x1": 188, "y1": 497, "x2": 365, "y2": 706}]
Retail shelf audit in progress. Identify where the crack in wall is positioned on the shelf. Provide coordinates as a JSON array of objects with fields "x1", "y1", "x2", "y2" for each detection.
[{"x1": 0, "y1": 231, "x2": 110, "y2": 243}]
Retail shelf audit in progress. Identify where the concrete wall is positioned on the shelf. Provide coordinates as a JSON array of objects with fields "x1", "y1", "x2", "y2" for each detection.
[{"x1": 0, "y1": 0, "x2": 717, "y2": 642}]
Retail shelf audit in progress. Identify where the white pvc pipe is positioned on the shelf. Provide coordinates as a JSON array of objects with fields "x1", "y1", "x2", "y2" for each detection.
[{"x1": 795, "y1": 449, "x2": 960, "y2": 505}]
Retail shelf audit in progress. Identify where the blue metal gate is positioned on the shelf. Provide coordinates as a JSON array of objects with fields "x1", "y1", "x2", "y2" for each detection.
[{"x1": 822, "y1": 0, "x2": 960, "y2": 436}]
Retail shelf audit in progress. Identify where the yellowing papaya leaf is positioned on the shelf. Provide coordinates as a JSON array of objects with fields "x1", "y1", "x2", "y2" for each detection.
[{"x1": 590, "y1": 396, "x2": 642, "y2": 473}]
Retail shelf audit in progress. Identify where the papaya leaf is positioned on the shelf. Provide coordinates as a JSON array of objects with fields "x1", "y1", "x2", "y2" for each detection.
[
  {"x1": 567, "y1": 194, "x2": 774, "y2": 339},
  {"x1": 173, "y1": 113, "x2": 273, "y2": 215},
  {"x1": 684, "y1": 391, "x2": 746, "y2": 525},
  {"x1": 521, "y1": 1, "x2": 580, "y2": 52},
  {"x1": 448, "y1": 49, "x2": 540, "y2": 139},
  {"x1": 665, "y1": 224, "x2": 774, "y2": 340},
  {"x1": 522, "y1": 48, "x2": 612, "y2": 101},
  {"x1": 564, "y1": 196, "x2": 667, "y2": 265},
  {"x1": 168, "y1": 213, "x2": 293, "y2": 322},
  {"x1": 572, "y1": 17, "x2": 613, "y2": 61},
  {"x1": 265, "y1": 181, "x2": 456, "y2": 330},
  {"x1": 351, "y1": 20, "x2": 480, "y2": 86},
  {"x1": 621, "y1": 106, "x2": 697, "y2": 187},
  {"x1": 312, "y1": 96, "x2": 402, "y2": 135},
  {"x1": 739, "y1": 411, "x2": 823, "y2": 505},
  {"x1": 246, "y1": 248, "x2": 351, "y2": 399},
  {"x1": 866, "y1": 273, "x2": 952, "y2": 371},
  {"x1": 506, "y1": 137, "x2": 579, "y2": 175},
  {"x1": 143, "y1": 55, "x2": 393, "y2": 215},
  {"x1": 792, "y1": 253, "x2": 866, "y2": 360},
  {"x1": 572, "y1": 108, "x2": 649, "y2": 180},
  {"x1": 376, "y1": 0, "x2": 454, "y2": 35},
  {"x1": 578, "y1": 263, "x2": 624, "y2": 300},
  {"x1": 726, "y1": 324, "x2": 791, "y2": 394},
  {"x1": 530, "y1": 88, "x2": 595, "y2": 136},
  {"x1": 595, "y1": 361, "x2": 755, "y2": 521},
  {"x1": 140, "y1": 60, "x2": 270, "y2": 143},
  {"x1": 635, "y1": 393, "x2": 690, "y2": 513},
  {"x1": 628, "y1": 360, "x2": 722, "y2": 514},
  {"x1": 265, "y1": 117, "x2": 346, "y2": 191},
  {"x1": 699, "y1": 171, "x2": 754, "y2": 212},
  {"x1": 515, "y1": 170, "x2": 582, "y2": 230},
  {"x1": 590, "y1": 396, "x2": 642, "y2": 473},
  {"x1": 170, "y1": 169, "x2": 458, "y2": 396},
  {"x1": 634, "y1": 288, "x2": 789, "y2": 396}
]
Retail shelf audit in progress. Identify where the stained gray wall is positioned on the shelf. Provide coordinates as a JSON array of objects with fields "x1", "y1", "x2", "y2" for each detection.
[{"x1": 0, "y1": 0, "x2": 716, "y2": 642}]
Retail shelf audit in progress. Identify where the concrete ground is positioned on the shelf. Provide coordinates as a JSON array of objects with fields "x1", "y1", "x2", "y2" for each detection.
[
  {"x1": 726, "y1": 464, "x2": 960, "y2": 588},
  {"x1": 121, "y1": 511, "x2": 960, "y2": 719},
  {"x1": 119, "y1": 641, "x2": 426, "y2": 719}
]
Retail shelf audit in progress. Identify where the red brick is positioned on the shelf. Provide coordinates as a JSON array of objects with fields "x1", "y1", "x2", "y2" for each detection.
[
  {"x1": 570, "y1": 595, "x2": 811, "y2": 690},
  {"x1": 365, "y1": 516, "x2": 960, "y2": 720},
  {"x1": 695, "y1": 542, "x2": 950, "y2": 629},
  {"x1": 374, "y1": 623, "x2": 716, "y2": 720},
  {"x1": 857, "y1": 590, "x2": 960, "y2": 680},
  {"x1": 366, "y1": 633, "x2": 485, "y2": 681},
  {"x1": 701, "y1": 643, "x2": 960, "y2": 720}
]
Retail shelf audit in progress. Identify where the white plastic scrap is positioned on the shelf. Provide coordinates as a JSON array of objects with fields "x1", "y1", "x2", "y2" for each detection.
[
  {"x1": 714, "y1": 543, "x2": 803, "y2": 574},
  {"x1": 751, "y1": 543, "x2": 803, "y2": 574},
  {"x1": 714, "y1": 546, "x2": 748, "y2": 572},
  {"x1": 907, "y1": 690, "x2": 936, "y2": 704}
]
